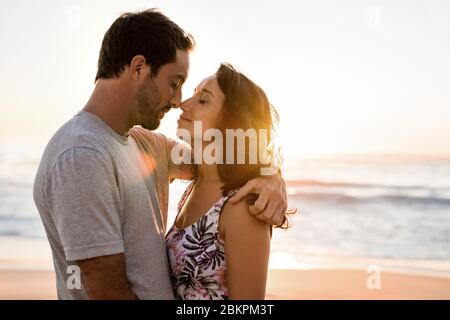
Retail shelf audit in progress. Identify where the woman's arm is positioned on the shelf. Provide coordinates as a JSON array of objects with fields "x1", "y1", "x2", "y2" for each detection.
[{"x1": 220, "y1": 199, "x2": 271, "y2": 300}]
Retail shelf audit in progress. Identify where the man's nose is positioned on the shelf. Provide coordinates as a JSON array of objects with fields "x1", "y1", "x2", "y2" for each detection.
[{"x1": 169, "y1": 90, "x2": 182, "y2": 109}]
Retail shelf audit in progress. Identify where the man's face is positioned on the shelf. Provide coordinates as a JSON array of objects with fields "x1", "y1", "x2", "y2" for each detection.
[{"x1": 135, "y1": 49, "x2": 189, "y2": 130}]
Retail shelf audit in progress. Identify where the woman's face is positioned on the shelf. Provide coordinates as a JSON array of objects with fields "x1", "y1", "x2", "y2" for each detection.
[{"x1": 177, "y1": 75, "x2": 225, "y2": 143}]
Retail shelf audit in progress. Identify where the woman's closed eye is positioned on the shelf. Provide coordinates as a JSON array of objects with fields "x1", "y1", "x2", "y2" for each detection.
[{"x1": 199, "y1": 94, "x2": 209, "y2": 104}]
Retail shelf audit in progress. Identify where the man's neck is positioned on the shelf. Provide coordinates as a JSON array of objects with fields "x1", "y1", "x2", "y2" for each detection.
[{"x1": 83, "y1": 79, "x2": 135, "y2": 136}]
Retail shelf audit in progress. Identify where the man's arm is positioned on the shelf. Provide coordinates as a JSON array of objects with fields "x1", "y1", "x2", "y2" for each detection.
[
  {"x1": 166, "y1": 136, "x2": 195, "y2": 181},
  {"x1": 229, "y1": 174, "x2": 289, "y2": 227},
  {"x1": 76, "y1": 254, "x2": 137, "y2": 300},
  {"x1": 129, "y1": 128, "x2": 195, "y2": 181},
  {"x1": 163, "y1": 132, "x2": 291, "y2": 225}
]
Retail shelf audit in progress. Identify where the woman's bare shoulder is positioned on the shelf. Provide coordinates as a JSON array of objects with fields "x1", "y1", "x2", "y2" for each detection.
[{"x1": 220, "y1": 196, "x2": 269, "y2": 237}]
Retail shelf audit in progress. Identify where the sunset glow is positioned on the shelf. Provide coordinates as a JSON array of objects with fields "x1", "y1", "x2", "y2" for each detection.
[{"x1": 0, "y1": 0, "x2": 449, "y2": 159}]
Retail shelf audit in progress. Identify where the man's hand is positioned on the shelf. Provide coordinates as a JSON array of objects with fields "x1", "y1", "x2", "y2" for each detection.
[
  {"x1": 229, "y1": 174, "x2": 289, "y2": 226},
  {"x1": 76, "y1": 253, "x2": 138, "y2": 300}
]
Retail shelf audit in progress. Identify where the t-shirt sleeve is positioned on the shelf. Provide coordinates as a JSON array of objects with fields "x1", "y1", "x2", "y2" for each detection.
[
  {"x1": 45, "y1": 147, "x2": 124, "y2": 261},
  {"x1": 165, "y1": 136, "x2": 195, "y2": 181}
]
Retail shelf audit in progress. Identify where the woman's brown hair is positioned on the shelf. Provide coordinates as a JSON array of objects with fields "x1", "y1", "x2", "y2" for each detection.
[{"x1": 215, "y1": 63, "x2": 292, "y2": 229}]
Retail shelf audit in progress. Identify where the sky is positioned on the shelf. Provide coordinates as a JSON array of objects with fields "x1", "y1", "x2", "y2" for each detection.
[{"x1": 0, "y1": 0, "x2": 449, "y2": 158}]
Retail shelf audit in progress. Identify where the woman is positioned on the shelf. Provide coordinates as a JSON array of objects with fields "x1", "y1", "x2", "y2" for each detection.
[{"x1": 166, "y1": 63, "x2": 291, "y2": 300}]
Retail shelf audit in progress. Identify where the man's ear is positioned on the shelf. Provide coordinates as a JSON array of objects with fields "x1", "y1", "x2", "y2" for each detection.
[{"x1": 129, "y1": 55, "x2": 150, "y2": 81}]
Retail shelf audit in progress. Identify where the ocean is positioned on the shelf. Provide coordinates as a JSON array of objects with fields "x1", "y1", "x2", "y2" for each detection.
[
  {"x1": 278, "y1": 155, "x2": 450, "y2": 262},
  {"x1": 1, "y1": 142, "x2": 449, "y2": 266}
]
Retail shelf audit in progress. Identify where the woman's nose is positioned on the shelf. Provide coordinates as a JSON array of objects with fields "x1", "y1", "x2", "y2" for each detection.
[{"x1": 180, "y1": 99, "x2": 190, "y2": 111}]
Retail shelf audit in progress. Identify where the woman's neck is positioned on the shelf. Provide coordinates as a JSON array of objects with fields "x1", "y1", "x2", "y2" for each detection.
[{"x1": 196, "y1": 163, "x2": 222, "y2": 184}]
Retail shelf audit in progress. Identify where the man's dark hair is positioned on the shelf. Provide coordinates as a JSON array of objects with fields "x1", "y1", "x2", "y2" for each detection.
[{"x1": 95, "y1": 9, "x2": 195, "y2": 82}]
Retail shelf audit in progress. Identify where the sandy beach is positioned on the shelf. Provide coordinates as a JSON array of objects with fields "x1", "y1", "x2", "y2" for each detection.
[
  {"x1": 266, "y1": 269, "x2": 450, "y2": 299},
  {"x1": 1, "y1": 267, "x2": 450, "y2": 300},
  {"x1": 1, "y1": 238, "x2": 450, "y2": 299}
]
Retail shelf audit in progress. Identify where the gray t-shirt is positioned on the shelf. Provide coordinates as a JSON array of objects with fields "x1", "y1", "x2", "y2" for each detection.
[{"x1": 33, "y1": 111, "x2": 190, "y2": 299}]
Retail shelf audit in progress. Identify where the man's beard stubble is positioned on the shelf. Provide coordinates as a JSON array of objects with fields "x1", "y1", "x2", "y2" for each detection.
[{"x1": 137, "y1": 75, "x2": 163, "y2": 130}]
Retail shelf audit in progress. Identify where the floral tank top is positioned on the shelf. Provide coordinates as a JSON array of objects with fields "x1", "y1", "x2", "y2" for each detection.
[{"x1": 165, "y1": 182, "x2": 237, "y2": 300}]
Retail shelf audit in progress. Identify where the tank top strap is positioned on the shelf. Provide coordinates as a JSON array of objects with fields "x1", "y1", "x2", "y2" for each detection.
[
  {"x1": 177, "y1": 181, "x2": 195, "y2": 214},
  {"x1": 206, "y1": 188, "x2": 239, "y2": 221}
]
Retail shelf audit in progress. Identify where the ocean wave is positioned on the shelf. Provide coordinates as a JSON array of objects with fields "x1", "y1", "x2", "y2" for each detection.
[
  {"x1": 287, "y1": 179, "x2": 450, "y2": 191},
  {"x1": 289, "y1": 191, "x2": 450, "y2": 207},
  {"x1": 0, "y1": 215, "x2": 45, "y2": 239}
]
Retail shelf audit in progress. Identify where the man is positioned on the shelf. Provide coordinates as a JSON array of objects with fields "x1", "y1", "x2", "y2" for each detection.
[{"x1": 33, "y1": 9, "x2": 288, "y2": 300}]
